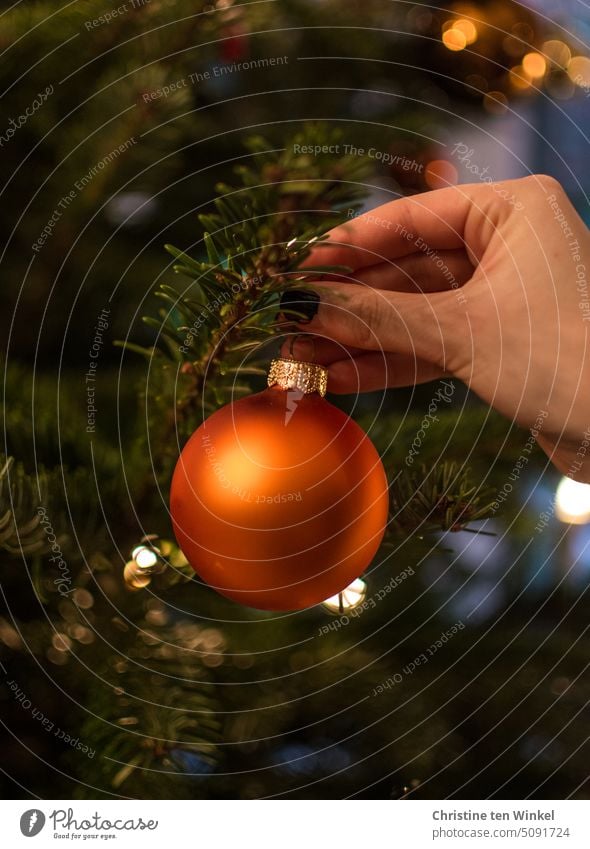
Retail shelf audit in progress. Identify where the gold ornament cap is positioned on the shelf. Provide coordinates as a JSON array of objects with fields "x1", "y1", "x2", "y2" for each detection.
[{"x1": 268, "y1": 357, "x2": 328, "y2": 397}]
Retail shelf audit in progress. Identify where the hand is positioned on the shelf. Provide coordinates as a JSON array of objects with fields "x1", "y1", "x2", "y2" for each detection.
[{"x1": 281, "y1": 176, "x2": 590, "y2": 481}]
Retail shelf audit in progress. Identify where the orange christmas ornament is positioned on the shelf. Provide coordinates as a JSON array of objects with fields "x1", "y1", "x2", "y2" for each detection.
[{"x1": 170, "y1": 358, "x2": 389, "y2": 610}]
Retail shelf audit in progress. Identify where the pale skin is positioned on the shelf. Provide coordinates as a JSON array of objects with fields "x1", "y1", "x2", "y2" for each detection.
[{"x1": 282, "y1": 175, "x2": 590, "y2": 482}]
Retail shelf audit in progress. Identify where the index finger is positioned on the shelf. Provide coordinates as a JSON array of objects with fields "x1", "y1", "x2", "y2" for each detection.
[{"x1": 302, "y1": 182, "x2": 488, "y2": 271}]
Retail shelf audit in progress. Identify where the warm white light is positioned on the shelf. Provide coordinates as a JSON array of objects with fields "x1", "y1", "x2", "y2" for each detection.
[
  {"x1": 123, "y1": 561, "x2": 151, "y2": 590},
  {"x1": 322, "y1": 578, "x2": 367, "y2": 613},
  {"x1": 542, "y1": 40, "x2": 571, "y2": 69},
  {"x1": 522, "y1": 52, "x2": 547, "y2": 79},
  {"x1": 132, "y1": 545, "x2": 159, "y2": 569},
  {"x1": 509, "y1": 66, "x2": 532, "y2": 90},
  {"x1": 568, "y1": 55, "x2": 590, "y2": 87},
  {"x1": 442, "y1": 28, "x2": 467, "y2": 52},
  {"x1": 555, "y1": 477, "x2": 590, "y2": 524},
  {"x1": 454, "y1": 18, "x2": 478, "y2": 45}
]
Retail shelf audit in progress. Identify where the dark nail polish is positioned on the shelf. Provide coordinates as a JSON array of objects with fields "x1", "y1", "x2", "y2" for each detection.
[{"x1": 279, "y1": 289, "x2": 320, "y2": 324}]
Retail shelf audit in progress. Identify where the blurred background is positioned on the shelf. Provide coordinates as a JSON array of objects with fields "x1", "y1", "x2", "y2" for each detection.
[{"x1": 2, "y1": 0, "x2": 590, "y2": 800}]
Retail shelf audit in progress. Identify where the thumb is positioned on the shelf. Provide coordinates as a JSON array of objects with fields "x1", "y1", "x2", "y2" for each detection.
[{"x1": 287, "y1": 282, "x2": 463, "y2": 368}]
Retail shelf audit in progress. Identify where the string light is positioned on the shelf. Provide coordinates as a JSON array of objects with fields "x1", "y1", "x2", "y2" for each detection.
[
  {"x1": 123, "y1": 561, "x2": 151, "y2": 590},
  {"x1": 567, "y1": 56, "x2": 590, "y2": 87},
  {"x1": 124, "y1": 535, "x2": 167, "y2": 590},
  {"x1": 522, "y1": 51, "x2": 547, "y2": 78},
  {"x1": 436, "y1": 12, "x2": 577, "y2": 105},
  {"x1": 130, "y1": 537, "x2": 166, "y2": 574},
  {"x1": 542, "y1": 40, "x2": 571, "y2": 69},
  {"x1": 555, "y1": 477, "x2": 590, "y2": 525},
  {"x1": 131, "y1": 544, "x2": 159, "y2": 569},
  {"x1": 509, "y1": 66, "x2": 532, "y2": 90},
  {"x1": 454, "y1": 18, "x2": 478, "y2": 45},
  {"x1": 442, "y1": 27, "x2": 467, "y2": 52},
  {"x1": 322, "y1": 578, "x2": 367, "y2": 613}
]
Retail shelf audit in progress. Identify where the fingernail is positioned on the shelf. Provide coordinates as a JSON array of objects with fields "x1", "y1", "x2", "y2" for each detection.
[{"x1": 279, "y1": 289, "x2": 320, "y2": 324}]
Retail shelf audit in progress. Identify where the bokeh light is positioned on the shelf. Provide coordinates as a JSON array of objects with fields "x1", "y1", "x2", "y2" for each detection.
[
  {"x1": 132, "y1": 545, "x2": 159, "y2": 569},
  {"x1": 425, "y1": 160, "x2": 459, "y2": 189},
  {"x1": 567, "y1": 55, "x2": 590, "y2": 87},
  {"x1": 322, "y1": 578, "x2": 367, "y2": 613},
  {"x1": 454, "y1": 18, "x2": 478, "y2": 45},
  {"x1": 509, "y1": 66, "x2": 532, "y2": 90},
  {"x1": 522, "y1": 51, "x2": 547, "y2": 78},
  {"x1": 542, "y1": 39, "x2": 571, "y2": 69},
  {"x1": 555, "y1": 477, "x2": 590, "y2": 525},
  {"x1": 442, "y1": 27, "x2": 467, "y2": 52}
]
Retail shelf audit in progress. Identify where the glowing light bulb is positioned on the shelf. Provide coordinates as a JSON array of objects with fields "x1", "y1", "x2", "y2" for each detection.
[
  {"x1": 555, "y1": 477, "x2": 590, "y2": 524},
  {"x1": 124, "y1": 561, "x2": 151, "y2": 590},
  {"x1": 442, "y1": 28, "x2": 467, "y2": 52},
  {"x1": 522, "y1": 52, "x2": 547, "y2": 78},
  {"x1": 454, "y1": 18, "x2": 478, "y2": 45},
  {"x1": 322, "y1": 578, "x2": 367, "y2": 613},
  {"x1": 132, "y1": 545, "x2": 159, "y2": 569}
]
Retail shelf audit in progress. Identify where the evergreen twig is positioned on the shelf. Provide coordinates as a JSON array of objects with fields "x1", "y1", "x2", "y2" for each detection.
[{"x1": 388, "y1": 461, "x2": 497, "y2": 537}]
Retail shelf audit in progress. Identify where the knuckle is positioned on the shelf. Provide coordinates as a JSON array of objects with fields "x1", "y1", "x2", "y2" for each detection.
[
  {"x1": 354, "y1": 290, "x2": 382, "y2": 347},
  {"x1": 529, "y1": 174, "x2": 563, "y2": 195}
]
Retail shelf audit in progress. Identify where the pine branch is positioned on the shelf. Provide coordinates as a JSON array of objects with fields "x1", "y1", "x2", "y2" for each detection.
[
  {"x1": 0, "y1": 456, "x2": 50, "y2": 557},
  {"x1": 124, "y1": 125, "x2": 372, "y2": 478},
  {"x1": 72, "y1": 610, "x2": 222, "y2": 798},
  {"x1": 388, "y1": 461, "x2": 497, "y2": 537}
]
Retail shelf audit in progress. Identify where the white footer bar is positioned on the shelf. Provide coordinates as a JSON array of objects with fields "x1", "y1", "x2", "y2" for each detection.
[{"x1": 1, "y1": 799, "x2": 589, "y2": 847}]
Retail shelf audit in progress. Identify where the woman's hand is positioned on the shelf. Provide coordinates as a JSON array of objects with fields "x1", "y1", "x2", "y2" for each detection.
[{"x1": 281, "y1": 175, "x2": 590, "y2": 480}]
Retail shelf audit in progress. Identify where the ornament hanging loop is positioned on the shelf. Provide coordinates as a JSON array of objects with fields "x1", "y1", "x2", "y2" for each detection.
[
  {"x1": 268, "y1": 333, "x2": 327, "y2": 395},
  {"x1": 287, "y1": 332, "x2": 317, "y2": 363}
]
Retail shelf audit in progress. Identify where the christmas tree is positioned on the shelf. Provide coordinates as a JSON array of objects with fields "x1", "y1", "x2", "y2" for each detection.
[{"x1": 2, "y1": 0, "x2": 590, "y2": 800}]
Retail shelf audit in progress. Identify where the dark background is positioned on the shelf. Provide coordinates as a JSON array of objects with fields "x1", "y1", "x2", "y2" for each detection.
[{"x1": 1, "y1": 0, "x2": 590, "y2": 800}]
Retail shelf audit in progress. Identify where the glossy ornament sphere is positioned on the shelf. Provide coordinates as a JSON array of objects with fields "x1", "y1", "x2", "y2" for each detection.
[{"x1": 170, "y1": 361, "x2": 389, "y2": 610}]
